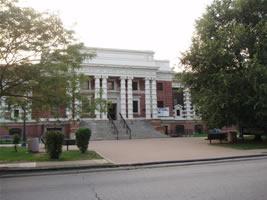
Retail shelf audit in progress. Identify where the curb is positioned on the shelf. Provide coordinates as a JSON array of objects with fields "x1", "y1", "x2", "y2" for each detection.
[{"x1": 1, "y1": 153, "x2": 267, "y2": 177}]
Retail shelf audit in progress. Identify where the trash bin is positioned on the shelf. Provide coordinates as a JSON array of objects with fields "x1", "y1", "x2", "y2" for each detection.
[
  {"x1": 227, "y1": 132, "x2": 237, "y2": 143},
  {"x1": 27, "y1": 137, "x2": 39, "y2": 153}
]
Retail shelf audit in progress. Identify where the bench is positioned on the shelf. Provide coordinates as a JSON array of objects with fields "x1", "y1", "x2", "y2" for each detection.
[
  {"x1": 0, "y1": 135, "x2": 12, "y2": 143},
  {"x1": 40, "y1": 137, "x2": 76, "y2": 151},
  {"x1": 241, "y1": 127, "x2": 266, "y2": 135},
  {"x1": 208, "y1": 131, "x2": 227, "y2": 144},
  {"x1": 63, "y1": 139, "x2": 76, "y2": 151},
  {"x1": 208, "y1": 133, "x2": 227, "y2": 143}
]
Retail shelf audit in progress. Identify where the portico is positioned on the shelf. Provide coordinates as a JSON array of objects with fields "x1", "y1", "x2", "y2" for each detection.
[
  {"x1": 79, "y1": 47, "x2": 165, "y2": 120},
  {"x1": 90, "y1": 75, "x2": 158, "y2": 120}
]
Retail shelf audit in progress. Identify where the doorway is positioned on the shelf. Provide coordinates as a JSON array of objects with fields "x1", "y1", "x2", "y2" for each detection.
[
  {"x1": 175, "y1": 125, "x2": 185, "y2": 136},
  {"x1": 108, "y1": 103, "x2": 117, "y2": 120},
  {"x1": 164, "y1": 126, "x2": 169, "y2": 135}
]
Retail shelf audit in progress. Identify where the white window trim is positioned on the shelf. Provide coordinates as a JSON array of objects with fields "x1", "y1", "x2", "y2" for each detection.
[
  {"x1": 174, "y1": 104, "x2": 183, "y2": 119},
  {"x1": 108, "y1": 79, "x2": 116, "y2": 91}
]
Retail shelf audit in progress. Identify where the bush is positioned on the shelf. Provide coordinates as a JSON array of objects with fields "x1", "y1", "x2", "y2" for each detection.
[
  {"x1": 45, "y1": 131, "x2": 64, "y2": 159},
  {"x1": 13, "y1": 134, "x2": 20, "y2": 152},
  {"x1": 9, "y1": 128, "x2": 22, "y2": 137},
  {"x1": 75, "y1": 128, "x2": 91, "y2": 153}
]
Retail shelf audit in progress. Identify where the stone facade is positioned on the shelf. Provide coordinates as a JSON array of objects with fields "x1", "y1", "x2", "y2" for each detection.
[{"x1": 0, "y1": 47, "x2": 204, "y2": 137}]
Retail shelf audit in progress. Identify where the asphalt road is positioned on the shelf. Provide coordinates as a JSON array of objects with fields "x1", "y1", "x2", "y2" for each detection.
[{"x1": 1, "y1": 158, "x2": 267, "y2": 200}]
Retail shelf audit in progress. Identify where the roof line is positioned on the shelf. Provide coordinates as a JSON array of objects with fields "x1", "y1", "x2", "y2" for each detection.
[{"x1": 85, "y1": 46, "x2": 155, "y2": 54}]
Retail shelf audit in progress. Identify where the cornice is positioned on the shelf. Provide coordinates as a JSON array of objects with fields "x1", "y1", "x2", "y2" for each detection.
[
  {"x1": 81, "y1": 63, "x2": 160, "y2": 70},
  {"x1": 85, "y1": 47, "x2": 155, "y2": 55}
]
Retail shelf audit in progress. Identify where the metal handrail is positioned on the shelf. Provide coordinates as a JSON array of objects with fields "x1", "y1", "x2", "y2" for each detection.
[
  {"x1": 119, "y1": 113, "x2": 132, "y2": 139},
  {"x1": 108, "y1": 114, "x2": 119, "y2": 140}
]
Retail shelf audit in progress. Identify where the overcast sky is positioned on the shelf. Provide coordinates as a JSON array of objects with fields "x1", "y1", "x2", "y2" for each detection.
[{"x1": 20, "y1": 0, "x2": 213, "y2": 70}]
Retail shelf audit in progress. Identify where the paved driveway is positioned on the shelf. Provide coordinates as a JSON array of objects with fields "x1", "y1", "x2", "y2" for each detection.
[{"x1": 90, "y1": 137, "x2": 266, "y2": 164}]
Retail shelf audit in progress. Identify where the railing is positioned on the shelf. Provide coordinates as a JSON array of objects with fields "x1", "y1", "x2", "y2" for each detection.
[
  {"x1": 119, "y1": 113, "x2": 132, "y2": 139},
  {"x1": 108, "y1": 114, "x2": 119, "y2": 140}
]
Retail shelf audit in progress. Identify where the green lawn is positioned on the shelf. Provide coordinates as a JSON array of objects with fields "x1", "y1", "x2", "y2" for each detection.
[
  {"x1": 0, "y1": 147, "x2": 102, "y2": 163},
  {"x1": 214, "y1": 136, "x2": 267, "y2": 150}
]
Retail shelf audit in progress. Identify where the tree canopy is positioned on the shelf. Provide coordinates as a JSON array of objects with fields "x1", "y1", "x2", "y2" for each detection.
[
  {"x1": 0, "y1": 0, "x2": 92, "y2": 119},
  {"x1": 180, "y1": 0, "x2": 267, "y2": 129}
]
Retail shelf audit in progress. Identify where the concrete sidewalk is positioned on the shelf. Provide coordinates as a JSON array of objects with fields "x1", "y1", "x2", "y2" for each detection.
[
  {"x1": 1, "y1": 137, "x2": 266, "y2": 172},
  {"x1": 89, "y1": 137, "x2": 267, "y2": 164},
  {"x1": 0, "y1": 159, "x2": 110, "y2": 171}
]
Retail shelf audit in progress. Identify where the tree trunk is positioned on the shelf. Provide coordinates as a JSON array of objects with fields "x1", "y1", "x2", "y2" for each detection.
[
  {"x1": 254, "y1": 134, "x2": 262, "y2": 141},
  {"x1": 22, "y1": 108, "x2": 27, "y2": 147}
]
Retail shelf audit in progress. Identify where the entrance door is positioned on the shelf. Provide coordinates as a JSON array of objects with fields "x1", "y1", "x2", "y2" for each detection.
[
  {"x1": 164, "y1": 126, "x2": 168, "y2": 135},
  {"x1": 175, "y1": 125, "x2": 185, "y2": 136},
  {"x1": 108, "y1": 103, "x2": 117, "y2": 120}
]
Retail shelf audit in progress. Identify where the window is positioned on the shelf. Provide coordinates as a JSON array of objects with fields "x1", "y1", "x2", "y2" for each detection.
[
  {"x1": 157, "y1": 82, "x2": 163, "y2": 91},
  {"x1": 133, "y1": 100, "x2": 138, "y2": 113},
  {"x1": 108, "y1": 80, "x2": 115, "y2": 90},
  {"x1": 176, "y1": 109, "x2": 180, "y2": 116},
  {"x1": 176, "y1": 125, "x2": 185, "y2": 135},
  {"x1": 14, "y1": 110, "x2": 19, "y2": 118},
  {"x1": 157, "y1": 101, "x2": 164, "y2": 108},
  {"x1": 87, "y1": 80, "x2": 91, "y2": 90},
  {"x1": 133, "y1": 81, "x2": 138, "y2": 91}
]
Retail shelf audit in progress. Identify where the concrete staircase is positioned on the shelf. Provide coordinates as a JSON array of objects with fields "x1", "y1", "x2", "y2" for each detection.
[
  {"x1": 79, "y1": 120, "x2": 115, "y2": 140},
  {"x1": 80, "y1": 119, "x2": 168, "y2": 140},
  {"x1": 126, "y1": 120, "x2": 168, "y2": 139}
]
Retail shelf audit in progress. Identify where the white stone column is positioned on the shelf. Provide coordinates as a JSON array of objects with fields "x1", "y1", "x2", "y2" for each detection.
[
  {"x1": 183, "y1": 88, "x2": 192, "y2": 120},
  {"x1": 74, "y1": 80, "x2": 81, "y2": 120},
  {"x1": 127, "y1": 77, "x2": 133, "y2": 119},
  {"x1": 120, "y1": 76, "x2": 127, "y2": 118},
  {"x1": 145, "y1": 77, "x2": 151, "y2": 119},
  {"x1": 27, "y1": 92, "x2": 32, "y2": 121},
  {"x1": 94, "y1": 75, "x2": 101, "y2": 120},
  {"x1": 151, "y1": 78, "x2": 158, "y2": 119},
  {"x1": 102, "y1": 75, "x2": 108, "y2": 120},
  {"x1": 0, "y1": 97, "x2": 6, "y2": 122}
]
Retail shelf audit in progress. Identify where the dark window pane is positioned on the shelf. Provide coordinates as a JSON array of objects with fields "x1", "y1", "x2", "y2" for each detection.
[
  {"x1": 157, "y1": 101, "x2": 164, "y2": 108},
  {"x1": 157, "y1": 82, "x2": 163, "y2": 91},
  {"x1": 133, "y1": 81, "x2": 138, "y2": 90},
  {"x1": 133, "y1": 101, "x2": 138, "y2": 113},
  {"x1": 14, "y1": 110, "x2": 19, "y2": 118}
]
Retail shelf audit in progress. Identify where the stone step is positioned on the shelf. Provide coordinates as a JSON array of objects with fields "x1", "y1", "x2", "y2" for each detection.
[
  {"x1": 80, "y1": 119, "x2": 168, "y2": 140},
  {"x1": 126, "y1": 120, "x2": 168, "y2": 139}
]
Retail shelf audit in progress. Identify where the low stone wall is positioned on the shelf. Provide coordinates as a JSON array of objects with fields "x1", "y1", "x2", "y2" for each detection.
[
  {"x1": 150, "y1": 119, "x2": 207, "y2": 136},
  {"x1": 0, "y1": 122, "x2": 71, "y2": 138}
]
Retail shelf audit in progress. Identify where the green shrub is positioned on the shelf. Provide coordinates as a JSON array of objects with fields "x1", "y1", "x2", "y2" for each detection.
[
  {"x1": 13, "y1": 134, "x2": 20, "y2": 152},
  {"x1": 75, "y1": 128, "x2": 91, "y2": 153},
  {"x1": 45, "y1": 131, "x2": 64, "y2": 159},
  {"x1": 9, "y1": 128, "x2": 22, "y2": 137}
]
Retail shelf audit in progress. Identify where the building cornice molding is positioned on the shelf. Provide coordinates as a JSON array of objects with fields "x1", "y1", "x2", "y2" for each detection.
[
  {"x1": 81, "y1": 63, "x2": 160, "y2": 70},
  {"x1": 156, "y1": 71, "x2": 173, "y2": 81},
  {"x1": 85, "y1": 47, "x2": 155, "y2": 55},
  {"x1": 79, "y1": 65, "x2": 157, "y2": 78}
]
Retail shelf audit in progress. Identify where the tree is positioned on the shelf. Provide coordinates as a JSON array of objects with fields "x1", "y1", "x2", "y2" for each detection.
[
  {"x1": 0, "y1": 0, "x2": 94, "y2": 120},
  {"x1": 0, "y1": 0, "x2": 91, "y2": 108},
  {"x1": 180, "y1": 0, "x2": 267, "y2": 129},
  {"x1": 0, "y1": 0, "x2": 98, "y2": 145},
  {"x1": 5, "y1": 96, "x2": 31, "y2": 146}
]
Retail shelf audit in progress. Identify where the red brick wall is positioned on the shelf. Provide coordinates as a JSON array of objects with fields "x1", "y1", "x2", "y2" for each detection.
[
  {"x1": 157, "y1": 81, "x2": 173, "y2": 116},
  {"x1": 0, "y1": 123, "x2": 71, "y2": 138},
  {"x1": 32, "y1": 106, "x2": 66, "y2": 119},
  {"x1": 151, "y1": 120, "x2": 207, "y2": 136},
  {"x1": 132, "y1": 79, "x2": 145, "y2": 118}
]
